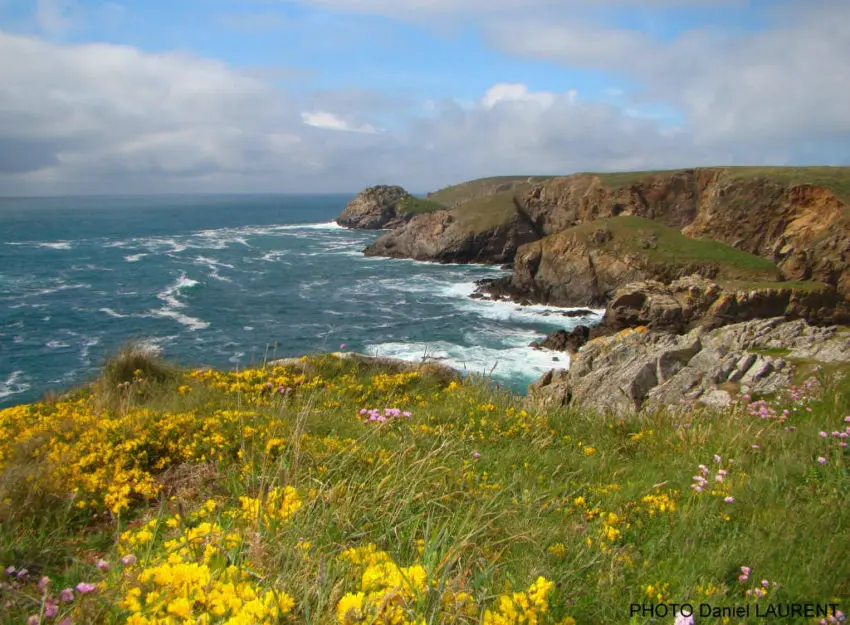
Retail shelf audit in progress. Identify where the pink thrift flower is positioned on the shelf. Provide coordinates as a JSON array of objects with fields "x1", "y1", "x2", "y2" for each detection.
[
  {"x1": 761, "y1": 579, "x2": 769, "y2": 588},
  {"x1": 752, "y1": 445, "x2": 761, "y2": 450},
  {"x1": 339, "y1": 344, "x2": 346, "y2": 350},
  {"x1": 38, "y1": 576, "x2": 50, "y2": 594},
  {"x1": 5, "y1": 566, "x2": 14, "y2": 575},
  {"x1": 44, "y1": 602, "x2": 58, "y2": 618},
  {"x1": 741, "y1": 566, "x2": 752, "y2": 576},
  {"x1": 713, "y1": 454, "x2": 722, "y2": 463},
  {"x1": 715, "y1": 475, "x2": 724, "y2": 483},
  {"x1": 844, "y1": 416, "x2": 850, "y2": 423},
  {"x1": 59, "y1": 588, "x2": 74, "y2": 602},
  {"x1": 96, "y1": 559, "x2": 109, "y2": 571},
  {"x1": 75, "y1": 582, "x2": 96, "y2": 594},
  {"x1": 819, "y1": 431, "x2": 829, "y2": 438},
  {"x1": 121, "y1": 554, "x2": 137, "y2": 566},
  {"x1": 26, "y1": 616, "x2": 40, "y2": 625},
  {"x1": 738, "y1": 574, "x2": 748, "y2": 583},
  {"x1": 472, "y1": 452, "x2": 481, "y2": 459},
  {"x1": 724, "y1": 496, "x2": 735, "y2": 503},
  {"x1": 817, "y1": 457, "x2": 827, "y2": 465},
  {"x1": 58, "y1": 619, "x2": 73, "y2": 625}
]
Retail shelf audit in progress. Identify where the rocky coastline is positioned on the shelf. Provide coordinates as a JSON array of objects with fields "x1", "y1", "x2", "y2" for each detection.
[{"x1": 336, "y1": 170, "x2": 850, "y2": 415}]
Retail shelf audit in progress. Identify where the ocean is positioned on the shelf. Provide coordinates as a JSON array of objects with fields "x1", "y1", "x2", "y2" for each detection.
[{"x1": 0, "y1": 195, "x2": 601, "y2": 407}]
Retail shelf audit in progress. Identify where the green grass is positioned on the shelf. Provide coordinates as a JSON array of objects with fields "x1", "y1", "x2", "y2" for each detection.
[
  {"x1": 451, "y1": 190, "x2": 524, "y2": 231},
  {"x1": 0, "y1": 353, "x2": 847, "y2": 623},
  {"x1": 561, "y1": 216, "x2": 786, "y2": 285},
  {"x1": 722, "y1": 166, "x2": 850, "y2": 205},
  {"x1": 396, "y1": 196, "x2": 447, "y2": 215},
  {"x1": 428, "y1": 176, "x2": 552, "y2": 208}
]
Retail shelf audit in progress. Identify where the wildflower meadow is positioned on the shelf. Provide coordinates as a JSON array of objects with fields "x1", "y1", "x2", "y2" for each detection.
[{"x1": 0, "y1": 346, "x2": 847, "y2": 624}]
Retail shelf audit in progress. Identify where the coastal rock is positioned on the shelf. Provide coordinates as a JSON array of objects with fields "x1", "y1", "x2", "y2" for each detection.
[
  {"x1": 364, "y1": 209, "x2": 539, "y2": 264},
  {"x1": 514, "y1": 169, "x2": 850, "y2": 300},
  {"x1": 602, "y1": 277, "x2": 850, "y2": 332},
  {"x1": 530, "y1": 325, "x2": 592, "y2": 353},
  {"x1": 336, "y1": 185, "x2": 414, "y2": 230},
  {"x1": 527, "y1": 318, "x2": 850, "y2": 415}
]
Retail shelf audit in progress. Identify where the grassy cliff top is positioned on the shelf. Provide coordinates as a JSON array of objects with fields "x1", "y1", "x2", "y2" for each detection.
[
  {"x1": 582, "y1": 166, "x2": 850, "y2": 205},
  {"x1": 450, "y1": 189, "x2": 523, "y2": 231},
  {"x1": 395, "y1": 196, "x2": 447, "y2": 215},
  {"x1": 427, "y1": 175, "x2": 552, "y2": 207},
  {"x1": 0, "y1": 347, "x2": 847, "y2": 622},
  {"x1": 562, "y1": 215, "x2": 788, "y2": 285}
]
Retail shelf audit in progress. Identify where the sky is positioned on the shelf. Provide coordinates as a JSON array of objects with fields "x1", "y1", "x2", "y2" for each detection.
[{"x1": 0, "y1": 0, "x2": 848, "y2": 195}]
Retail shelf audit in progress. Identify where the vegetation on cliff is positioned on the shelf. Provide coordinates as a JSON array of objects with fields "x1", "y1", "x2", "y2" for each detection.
[
  {"x1": 0, "y1": 347, "x2": 847, "y2": 623},
  {"x1": 427, "y1": 176, "x2": 552, "y2": 208}
]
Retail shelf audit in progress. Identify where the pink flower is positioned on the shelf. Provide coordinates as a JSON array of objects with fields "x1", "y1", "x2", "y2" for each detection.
[
  {"x1": 339, "y1": 344, "x2": 346, "y2": 350},
  {"x1": 26, "y1": 616, "x2": 40, "y2": 625},
  {"x1": 120, "y1": 554, "x2": 137, "y2": 566},
  {"x1": 713, "y1": 454, "x2": 722, "y2": 463},
  {"x1": 59, "y1": 588, "x2": 74, "y2": 602},
  {"x1": 5, "y1": 566, "x2": 14, "y2": 575},
  {"x1": 817, "y1": 457, "x2": 827, "y2": 465},
  {"x1": 96, "y1": 559, "x2": 109, "y2": 571},
  {"x1": 724, "y1": 496, "x2": 735, "y2": 503},
  {"x1": 472, "y1": 452, "x2": 481, "y2": 459},
  {"x1": 58, "y1": 619, "x2": 72, "y2": 625},
  {"x1": 741, "y1": 566, "x2": 752, "y2": 576},
  {"x1": 761, "y1": 579, "x2": 769, "y2": 588},
  {"x1": 819, "y1": 431, "x2": 829, "y2": 438},
  {"x1": 75, "y1": 582, "x2": 96, "y2": 594},
  {"x1": 752, "y1": 445, "x2": 760, "y2": 450},
  {"x1": 844, "y1": 416, "x2": 850, "y2": 423},
  {"x1": 38, "y1": 576, "x2": 50, "y2": 594},
  {"x1": 738, "y1": 574, "x2": 749, "y2": 583},
  {"x1": 44, "y1": 601, "x2": 58, "y2": 618}
]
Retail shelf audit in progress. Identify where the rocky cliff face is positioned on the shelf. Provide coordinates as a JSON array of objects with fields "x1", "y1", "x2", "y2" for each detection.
[
  {"x1": 514, "y1": 169, "x2": 850, "y2": 299},
  {"x1": 363, "y1": 209, "x2": 539, "y2": 264},
  {"x1": 603, "y1": 277, "x2": 850, "y2": 332},
  {"x1": 335, "y1": 185, "x2": 414, "y2": 230},
  {"x1": 528, "y1": 318, "x2": 850, "y2": 415}
]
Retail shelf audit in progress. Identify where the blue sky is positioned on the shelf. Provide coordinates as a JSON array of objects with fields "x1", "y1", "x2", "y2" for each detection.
[{"x1": 0, "y1": 0, "x2": 847, "y2": 193}]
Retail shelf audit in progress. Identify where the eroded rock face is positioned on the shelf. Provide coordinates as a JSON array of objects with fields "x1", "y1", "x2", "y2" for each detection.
[
  {"x1": 336, "y1": 185, "x2": 413, "y2": 230},
  {"x1": 603, "y1": 277, "x2": 850, "y2": 332},
  {"x1": 527, "y1": 318, "x2": 850, "y2": 415},
  {"x1": 364, "y1": 210, "x2": 540, "y2": 264},
  {"x1": 515, "y1": 170, "x2": 850, "y2": 299}
]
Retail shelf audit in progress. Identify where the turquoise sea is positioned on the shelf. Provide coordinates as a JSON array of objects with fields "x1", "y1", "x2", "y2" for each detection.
[{"x1": 0, "y1": 195, "x2": 600, "y2": 407}]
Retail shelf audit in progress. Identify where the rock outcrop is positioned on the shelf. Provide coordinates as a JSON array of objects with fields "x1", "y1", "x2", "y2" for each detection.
[
  {"x1": 336, "y1": 185, "x2": 415, "y2": 230},
  {"x1": 602, "y1": 277, "x2": 850, "y2": 332},
  {"x1": 528, "y1": 318, "x2": 850, "y2": 415},
  {"x1": 364, "y1": 209, "x2": 540, "y2": 264},
  {"x1": 513, "y1": 169, "x2": 850, "y2": 299}
]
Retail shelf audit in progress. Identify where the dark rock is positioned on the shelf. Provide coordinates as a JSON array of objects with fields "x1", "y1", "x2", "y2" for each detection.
[{"x1": 336, "y1": 185, "x2": 413, "y2": 230}]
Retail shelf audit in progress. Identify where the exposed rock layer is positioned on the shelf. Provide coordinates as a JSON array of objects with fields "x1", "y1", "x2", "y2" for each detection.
[{"x1": 528, "y1": 318, "x2": 850, "y2": 415}]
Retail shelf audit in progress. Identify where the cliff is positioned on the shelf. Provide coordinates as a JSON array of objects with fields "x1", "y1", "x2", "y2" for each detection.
[
  {"x1": 347, "y1": 167, "x2": 850, "y2": 303},
  {"x1": 335, "y1": 185, "x2": 441, "y2": 230},
  {"x1": 513, "y1": 167, "x2": 850, "y2": 299},
  {"x1": 363, "y1": 190, "x2": 542, "y2": 264}
]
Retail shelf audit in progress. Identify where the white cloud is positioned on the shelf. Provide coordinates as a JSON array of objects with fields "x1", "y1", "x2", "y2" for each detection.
[
  {"x1": 0, "y1": 26, "x2": 845, "y2": 196},
  {"x1": 301, "y1": 111, "x2": 378, "y2": 133},
  {"x1": 488, "y1": 2, "x2": 850, "y2": 144}
]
